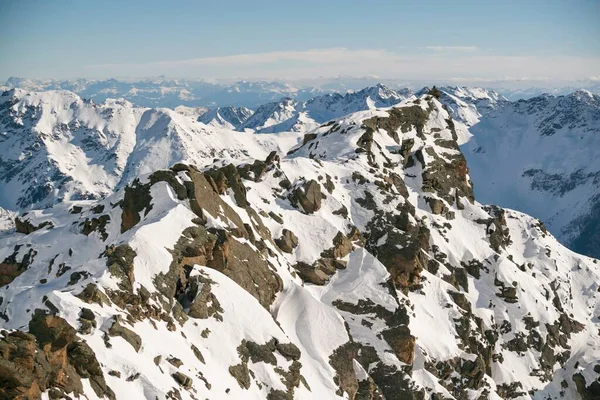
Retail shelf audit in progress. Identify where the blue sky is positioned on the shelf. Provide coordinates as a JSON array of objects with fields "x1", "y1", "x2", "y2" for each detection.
[{"x1": 0, "y1": 0, "x2": 599, "y2": 83}]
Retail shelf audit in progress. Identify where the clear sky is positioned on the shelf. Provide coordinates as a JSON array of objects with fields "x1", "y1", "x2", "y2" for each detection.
[{"x1": 0, "y1": 0, "x2": 599, "y2": 84}]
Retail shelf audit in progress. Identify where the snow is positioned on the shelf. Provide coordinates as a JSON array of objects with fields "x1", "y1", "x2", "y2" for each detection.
[{"x1": 0, "y1": 88, "x2": 598, "y2": 400}]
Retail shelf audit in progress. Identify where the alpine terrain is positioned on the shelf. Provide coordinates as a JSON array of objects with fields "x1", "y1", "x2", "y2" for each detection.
[
  {"x1": 462, "y1": 90, "x2": 600, "y2": 259},
  {"x1": 0, "y1": 87, "x2": 599, "y2": 400}
]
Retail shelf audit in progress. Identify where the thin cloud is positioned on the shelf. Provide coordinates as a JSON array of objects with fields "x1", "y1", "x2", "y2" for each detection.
[
  {"x1": 89, "y1": 48, "x2": 403, "y2": 69},
  {"x1": 424, "y1": 46, "x2": 479, "y2": 52},
  {"x1": 85, "y1": 48, "x2": 600, "y2": 82}
]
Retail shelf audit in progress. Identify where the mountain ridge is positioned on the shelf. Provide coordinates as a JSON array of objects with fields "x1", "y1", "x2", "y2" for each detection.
[{"x1": 1, "y1": 93, "x2": 599, "y2": 399}]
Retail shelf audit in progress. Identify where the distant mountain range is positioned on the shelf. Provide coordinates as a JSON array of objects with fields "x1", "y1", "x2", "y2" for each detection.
[{"x1": 3, "y1": 77, "x2": 600, "y2": 108}]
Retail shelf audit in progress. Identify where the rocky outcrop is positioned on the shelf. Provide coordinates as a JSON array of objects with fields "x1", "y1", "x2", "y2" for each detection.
[
  {"x1": 289, "y1": 180, "x2": 322, "y2": 214},
  {"x1": 14, "y1": 217, "x2": 52, "y2": 235},
  {"x1": 275, "y1": 229, "x2": 299, "y2": 253},
  {"x1": 1, "y1": 245, "x2": 37, "y2": 286},
  {"x1": 0, "y1": 311, "x2": 114, "y2": 400},
  {"x1": 108, "y1": 316, "x2": 142, "y2": 352}
]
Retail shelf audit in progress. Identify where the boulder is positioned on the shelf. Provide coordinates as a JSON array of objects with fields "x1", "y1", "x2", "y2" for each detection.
[
  {"x1": 108, "y1": 316, "x2": 142, "y2": 352},
  {"x1": 275, "y1": 229, "x2": 299, "y2": 253},
  {"x1": 294, "y1": 262, "x2": 330, "y2": 285},
  {"x1": 290, "y1": 180, "x2": 322, "y2": 214}
]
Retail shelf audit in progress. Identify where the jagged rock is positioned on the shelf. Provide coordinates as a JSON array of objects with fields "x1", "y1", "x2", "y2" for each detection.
[
  {"x1": 206, "y1": 163, "x2": 249, "y2": 207},
  {"x1": 324, "y1": 174, "x2": 335, "y2": 194},
  {"x1": 120, "y1": 179, "x2": 153, "y2": 233},
  {"x1": 400, "y1": 138, "x2": 415, "y2": 164},
  {"x1": 1, "y1": 245, "x2": 37, "y2": 286},
  {"x1": 290, "y1": 180, "x2": 322, "y2": 214},
  {"x1": 428, "y1": 86, "x2": 441, "y2": 99},
  {"x1": 78, "y1": 308, "x2": 96, "y2": 334},
  {"x1": 322, "y1": 231, "x2": 353, "y2": 259},
  {"x1": 381, "y1": 326, "x2": 415, "y2": 365},
  {"x1": 328, "y1": 342, "x2": 360, "y2": 398},
  {"x1": 237, "y1": 152, "x2": 279, "y2": 182},
  {"x1": 425, "y1": 197, "x2": 447, "y2": 215},
  {"x1": 161, "y1": 225, "x2": 282, "y2": 309},
  {"x1": 419, "y1": 143, "x2": 475, "y2": 206},
  {"x1": 372, "y1": 226, "x2": 430, "y2": 290},
  {"x1": 573, "y1": 372, "x2": 600, "y2": 400},
  {"x1": 294, "y1": 262, "x2": 330, "y2": 285},
  {"x1": 269, "y1": 211, "x2": 284, "y2": 224},
  {"x1": 75, "y1": 283, "x2": 111, "y2": 306},
  {"x1": 187, "y1": 273, "x2": 224, "y2": 320},
  {"x1": 168, "y1": 357, "x2": 184, "y2": 368},
  {"x1": 383, "y1": 172, "x2": 409, "y2": 198},
  {"x1": 108, "y1": 316, "x2": 142, "y2": 352},
  {"x1": 356, "y1": 375, "x2": 385, "y2": 400},
  {"x1": 106, "y1": 244, "x2": 136, "y2": 291},
  {"x1": 275, "y1": 342, "x2": 302, "y2": 361},
  {"x1": 70, "y1": 205, "x2": 83, "y2": 214},
  {"x1": 183, "y1": 166, "x2": 246, "y2": 228},
  {"x1": 275, "y1": 229, "x2": 299, "y2": 253},
  {"x1": 172, "y1": 371, "x2": 193, "y2": 389},
  {"x1": 0, "y1": 311, "x2": 116, "y2": 400},
  {"x1": 15, "y1": 217, "x2": 52, "y2": 235},
  {"x1": 303, "y1": 133, "x2": 317, "y2": 145}
]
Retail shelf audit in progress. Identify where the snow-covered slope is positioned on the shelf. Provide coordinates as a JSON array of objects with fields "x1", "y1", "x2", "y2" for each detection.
[
  {"x1": 462, "y1": 90, "x2": 600, "y2": 259},
  {"x1": 0, "y1": 89, "x2": 293, "y2": 210},
  {"x1": 240, "y1": 84, "x2": 410, "y2": 133},
  {"x1": 197, "y1": 106, "x2": 253, "y2": 129},
  {"x1": 1, "y1": 94, "x2": 599, "y2": 400},
  {"x1": 416, "y1": 86, "x2": 508, "y2": 126}
]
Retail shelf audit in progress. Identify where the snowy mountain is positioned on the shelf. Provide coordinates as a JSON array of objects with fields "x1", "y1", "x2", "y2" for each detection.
[
  {"x1": 1, "y1": 92, "x2": 599, "y2": 400},
  {"x1": 462, "y1": 90, "x2": 600, "y2": 259},
  {"x1": 2, "y1": 77, "x2": 326, "y2": 108},
  {"x1": 0, "y1": 89, "x2": 297, "y2": 210},
  {"x1": 197, "y1": 106, "x2": 253, "y2": 130},
  {"x1": 496, "y1": 83, "x2": 600, "y2": 101},
  {"x1": 240, "y1": 84, "x2": 410, "y2": 133}
]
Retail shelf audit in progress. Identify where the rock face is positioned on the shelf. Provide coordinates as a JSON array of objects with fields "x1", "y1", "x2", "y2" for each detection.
[
  {"x1": 0, "y1": 92, "x2": 598, "y2": 400},
  {"x1": 0, "y1": 311, "x2": 114, "y2": 400}
]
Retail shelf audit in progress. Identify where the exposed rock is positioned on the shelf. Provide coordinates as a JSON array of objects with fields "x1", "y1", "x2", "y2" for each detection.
[
  {"x1": 1, "y1": 245, "x2": 37, "y2": 286},
  {"x1": 14, "y1": 217, "x2": 52, "y2": 235},
  {"x1": 322, "y1": 231, "x2": 353, "y2": 260},
  {"x1": 206, "y1": 163, "x2": 249, "y2": 207},
  {"x1": 120, "y1": 179, "x2": 153, "y2": 233},
  {"x1": 381, "y1": 326, "x2": 416, "y2": 365},
  {"x1": 106, "y1": 244, "x2": 137, "y2": 291},
  {"x1": 161, "y1": 225, "x2": 282, "y2": 310},
  {"x1": 75, "y1": 283, "x2": 111, "y2": 306},
  {"x1": 78, "y1": 308, "x2": 96, "y2": 335},
  {"x1": 187, "y1": 273, "x2": 224, "y2": 320},
  {"x1": 573, "y1": 372, "x2": 600, "y2": 400},
  {"x1": 290, "y1": 180, "x2": 322, "y2": 214},
  {"x1": 303, "y1": 133, "x2": 317, "y2": 145},
  {"x1": 0, "y1": 311, "x2": 115, "y2": 400},
  {"x1": 275, "y1": 229, "x2": 299, "y2": 253},
  {"x1": 108, "y1": 316, "x2": 142, "y2": 352},
  {"x1": 294, "y1": 262, "x2": 330, "y2": 285},
  {"x1": 172, "y1": 371, "x2": 193, "y2": 389},
  {"x1": 168, "y1": 357, "x2": 184, "y2": 368}
]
